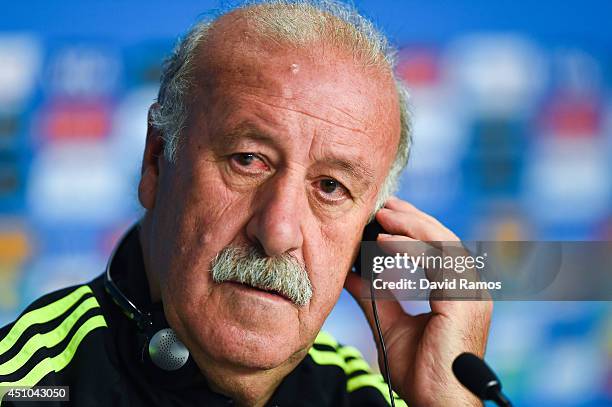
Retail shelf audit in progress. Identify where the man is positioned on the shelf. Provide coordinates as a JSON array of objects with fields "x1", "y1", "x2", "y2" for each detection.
[{"x1": 0, "y1": 1, "x2": 492, "y2": 406}]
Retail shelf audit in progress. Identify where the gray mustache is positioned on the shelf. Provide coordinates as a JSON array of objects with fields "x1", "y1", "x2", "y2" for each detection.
[{"x1": 210, "y1": 245, "x2": 313, "y2": 307}]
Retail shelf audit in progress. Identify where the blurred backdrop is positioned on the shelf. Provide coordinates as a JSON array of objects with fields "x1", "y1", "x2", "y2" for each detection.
[{"x1": 0, "y1": 1, "x2": 610, "y2": 405}]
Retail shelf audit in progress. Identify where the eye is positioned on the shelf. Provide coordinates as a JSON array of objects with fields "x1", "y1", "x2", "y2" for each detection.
[
  {"x1": 320, "y1": 179, "x2": 339, "y2": 193},
  {"x1": 316, "y1": 178, "x2": 350, "y2": 203},
  {"x1": 235, "y1": 153, "x2": 256, "y2": 166},
  {"x1": 229, "y1": 153, "x2": 269, "y2": 174}
]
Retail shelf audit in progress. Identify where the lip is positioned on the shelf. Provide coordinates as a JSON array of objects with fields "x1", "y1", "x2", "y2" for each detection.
[{"x1": 224, "y1": 281, "x2": 294, "y2": 306}]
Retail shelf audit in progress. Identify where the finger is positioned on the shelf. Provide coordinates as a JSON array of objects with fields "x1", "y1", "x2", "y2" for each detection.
[
  {"x1": 376, "y1": 207, "x2": 457, "y2": 242},
  {"x1": 374, "y1": 237, "x2": 491, "y2": 305},
  {"x1": 383, "y1": 197, "x2": 458, "y2": 236},
  {"x1": 384, "y1": 196, "x2": 442, "y2": 226},
  {"x1": 383, "y1": 195, "x2": 420, "y2": 212},
  {"x1": 423, "y1": 245, "x2": 494, "y2": 315},
  {"x1": 376, "y1": 234, "x2": 440, "y2": 258}
]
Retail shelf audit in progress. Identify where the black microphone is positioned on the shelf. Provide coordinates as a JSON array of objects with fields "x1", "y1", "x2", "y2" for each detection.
[{"x1": 452, "y1": 352, "x2": 513, "y2": 407}]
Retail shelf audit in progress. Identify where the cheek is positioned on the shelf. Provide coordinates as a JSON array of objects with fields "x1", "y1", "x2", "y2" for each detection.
[
  {"x1": 155, "y1": 162, "x2": 256, "y2": 309},
  {"x1": 303, "y1": 225, "x2": 360, "y2": 319},
  {"x1": 319, "y1": 220, "x2": 362, "y2": 273},
  {"x1": 304, "y1": 218, "x2": 361, "y2": 310},
  {"x1": 302, "y1": 252, "x2": 350, "y2": 332}
]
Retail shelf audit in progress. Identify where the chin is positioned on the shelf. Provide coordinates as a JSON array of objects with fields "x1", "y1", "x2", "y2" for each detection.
[
  {"x1": 196, "y1": 319, "x2": 303, "y2": 370},
  {"x1": 168, "y1": 282, "x2": 310, "y2": 371}
]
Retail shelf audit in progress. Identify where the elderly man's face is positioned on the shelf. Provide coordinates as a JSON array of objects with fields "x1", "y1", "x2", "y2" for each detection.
[{"x1": 140, "y1": 38, "x2": 400, "y2": 370}]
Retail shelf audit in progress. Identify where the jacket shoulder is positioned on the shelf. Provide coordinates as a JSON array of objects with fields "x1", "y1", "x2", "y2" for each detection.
[
  {"x1": 0, "y1": 281, "x2": 109, "y2": 395},
  {"x1": 306, "y1": 331, "x2": 407, "y2": 407}
]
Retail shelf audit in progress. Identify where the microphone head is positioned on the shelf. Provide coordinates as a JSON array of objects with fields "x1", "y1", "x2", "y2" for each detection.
[{"x1": 452, "y1": 352, "x2": 500, "y2": 400}]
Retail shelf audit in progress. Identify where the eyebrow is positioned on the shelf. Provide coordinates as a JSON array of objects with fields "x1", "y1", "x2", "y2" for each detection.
[
  {"x1": 219, "y1": 122, "x2": 376, "y2": 186},
  {"x1": 323, "y1": 156, "x2": 375, "y2": 184},
  {"x1": 221, "y1": 124, "x2": 280, "y2": 149}
]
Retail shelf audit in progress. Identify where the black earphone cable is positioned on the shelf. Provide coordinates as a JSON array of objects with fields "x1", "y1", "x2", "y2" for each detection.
[{"x1": 370, "y1": 278, "x2": 396, "y2": 407}]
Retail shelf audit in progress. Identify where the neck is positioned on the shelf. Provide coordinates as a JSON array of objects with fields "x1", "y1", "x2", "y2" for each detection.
[
  {"x1": 198, "y1": 352, "x2": 305, "y2": 407},
  {"x1": 138, "y1": 217, "x2": 162, "y2": 302}
]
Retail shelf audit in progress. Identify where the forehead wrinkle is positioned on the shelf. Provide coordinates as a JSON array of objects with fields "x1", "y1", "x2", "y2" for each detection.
[
  {"x1": 199, "y1": 42, "x2": 373, "y2": 135},
  {"x1": 247, "y1": 94, "x2": 367, "y2": 134}
]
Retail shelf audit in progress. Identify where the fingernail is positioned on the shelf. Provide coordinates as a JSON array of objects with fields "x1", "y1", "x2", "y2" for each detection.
[{"x1": 378, "y1": 233, "x2": 391, "y2": 238}]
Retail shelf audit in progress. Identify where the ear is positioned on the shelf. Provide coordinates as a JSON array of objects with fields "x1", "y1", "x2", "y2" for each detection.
[{"x1": 138, "y1": 103, "x2": 165, "y2": 210}]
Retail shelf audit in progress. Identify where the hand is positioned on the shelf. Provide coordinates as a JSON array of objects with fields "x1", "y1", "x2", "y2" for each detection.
[{"x1": 345, "y1": 196, "x2": 493, "y2": 407}]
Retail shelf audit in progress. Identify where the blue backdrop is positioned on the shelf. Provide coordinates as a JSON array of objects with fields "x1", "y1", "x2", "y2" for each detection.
[{"x1": 0, "y1": 1, "x2": 610, "y2": 405}]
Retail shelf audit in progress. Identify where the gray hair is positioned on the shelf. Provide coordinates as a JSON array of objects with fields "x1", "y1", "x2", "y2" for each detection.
[
  {"x1": 211, "y1": 244, "x2": 313, "y2": 307},
  {"x1": 150, "y1": 0, "x2": 412, "y2": 213}
]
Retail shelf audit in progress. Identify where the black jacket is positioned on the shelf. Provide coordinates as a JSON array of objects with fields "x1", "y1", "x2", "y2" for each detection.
[{"x1": 0, "y1": 228, "x2": 405, "y2": 406}]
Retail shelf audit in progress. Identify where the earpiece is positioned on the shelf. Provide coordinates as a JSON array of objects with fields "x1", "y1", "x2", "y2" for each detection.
[
  {"x1": 353, "y1": 218, "x2": 396, "y2": 407},
  {"x1": 148, "y1": 328, "x2": 190, "y2": 371},
  {"x1": 354, "y1": 219, "x2": 386, "y2": 275},
  {"x1": 103, "y1": 226, "x2": 195, "y2": 377}
]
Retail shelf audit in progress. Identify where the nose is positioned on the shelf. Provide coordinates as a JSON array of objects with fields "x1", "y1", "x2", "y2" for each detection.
[{"x1": 246, "y1": 172, "x2": 305, "y2": 257}]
